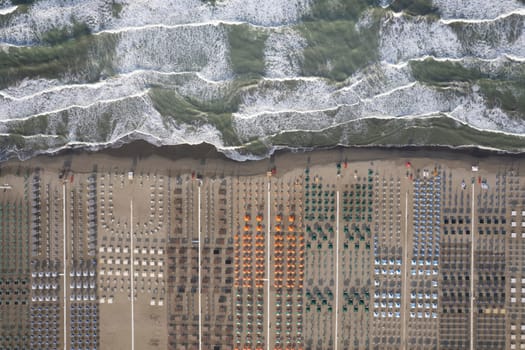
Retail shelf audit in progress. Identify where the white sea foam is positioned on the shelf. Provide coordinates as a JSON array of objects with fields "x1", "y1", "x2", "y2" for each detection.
[
  {"x1": 0, "y1": 0, "x2": 112, "y2": 45},
  {"x1": 237, "y1": 79, "x2": 338, "y2": 117},
  {"x1": 264, "y1": 29, "x2": 307, "y2": 78},
  {"x1": 433, "y1": 0, "x2": 525, "y2": 20},
  {"x1": 439, "y1": 8, "x2": 525, "y2": 24},
  {"x1": 0, "y1": 0, "x2": 525, "y2": 160},
  {"x1": 114, "y1": 24, "x2": 233, "y2": 81},
  {"x1": 380, "y1": 14, "x2": 463, "y2": 62},
  {"x1": 0, "y1": 5, "x2": 17, "y2": 15},
  {"x1": 380, "y1": 11, "x2": 525, "y2": 62},
  {"x1": 0, "y1": 69, "x2": 228, "y2": 121},
  {"x1": 0, "y1": 0, "x2": 310, "y2": 45}
]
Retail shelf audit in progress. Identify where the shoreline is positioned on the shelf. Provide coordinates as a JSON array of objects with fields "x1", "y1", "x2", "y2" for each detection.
[{"x1": 2, "y1": 140, "x2": 524, "y2": 177}]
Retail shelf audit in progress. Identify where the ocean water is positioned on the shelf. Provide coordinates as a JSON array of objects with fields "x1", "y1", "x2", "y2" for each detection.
[{"x1": 0, "y1": 0, "x2": 524, "y2": 161}]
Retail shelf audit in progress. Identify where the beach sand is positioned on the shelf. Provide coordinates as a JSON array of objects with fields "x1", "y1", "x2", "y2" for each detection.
[
  {"x1": 2, "y1": 141, "x2": 522, "y2": 178},
  {"x1": 1, "y1": 143, "x2": 524, "y2": 349}
]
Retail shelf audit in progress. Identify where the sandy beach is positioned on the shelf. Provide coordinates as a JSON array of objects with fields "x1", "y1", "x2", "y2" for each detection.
[
  {"x1": 2, "y1": 141, "x2": 523, "y2": 178},
  {"x1": 1, "y1": 143, "x2": 524, "y2": 350}
]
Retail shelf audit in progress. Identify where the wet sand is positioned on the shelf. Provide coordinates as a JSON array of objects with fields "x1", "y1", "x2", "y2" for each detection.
[{"x1": 2, "y1": 141, "x2": 524, "y2": 177}]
